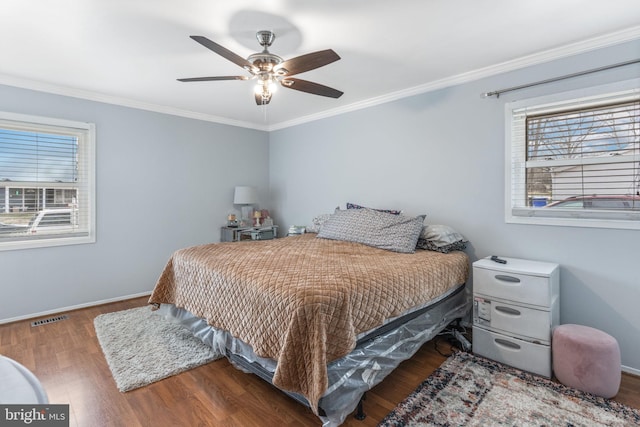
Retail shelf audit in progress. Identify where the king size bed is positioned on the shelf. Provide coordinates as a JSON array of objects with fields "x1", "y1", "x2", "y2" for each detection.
[{"x1": 149, "y1": 208, "x2": 470, "y2": 426}]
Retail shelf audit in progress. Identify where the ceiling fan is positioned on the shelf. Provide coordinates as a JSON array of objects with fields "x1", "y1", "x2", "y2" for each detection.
[{"x1": 178, "y1": 30, "x2": 343, "y2": 105}]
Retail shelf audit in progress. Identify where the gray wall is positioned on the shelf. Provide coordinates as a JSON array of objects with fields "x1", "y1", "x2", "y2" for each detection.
[
  {"x1": 0, "y1": 85, "x2": 269, "y2": 322},
  {"x1": 269, "y1": 40, "x2": 640, "y2": 373}
]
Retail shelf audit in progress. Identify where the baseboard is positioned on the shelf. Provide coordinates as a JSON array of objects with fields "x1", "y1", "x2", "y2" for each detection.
[
  {"x1": 0, "y1": 291, "x2": 152, "y2": 325},
  {"x1": 622, "y1": 365, "x2": 640, "y2": 377}
]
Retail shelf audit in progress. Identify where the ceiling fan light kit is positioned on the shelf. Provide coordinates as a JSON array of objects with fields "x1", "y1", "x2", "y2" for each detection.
[{"x1": 178, "y1": 30, "x2": 343, "y2": 105}]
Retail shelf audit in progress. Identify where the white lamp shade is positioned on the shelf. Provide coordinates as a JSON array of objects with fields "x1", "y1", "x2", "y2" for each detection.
[{"x1": 233, "y1": 186, "x2": 257, "y2": 204}]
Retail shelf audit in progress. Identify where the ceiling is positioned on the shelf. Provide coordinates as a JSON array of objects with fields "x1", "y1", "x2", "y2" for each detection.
[{"x1": 1, "y1": 1, "x2": 639, "y2": 131}]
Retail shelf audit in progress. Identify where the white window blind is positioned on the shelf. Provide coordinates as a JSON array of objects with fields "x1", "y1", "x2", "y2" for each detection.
[
  {"x1": 0, "y1": 112, "x2": 95, "y2": 250},
  {"x1": 506, "y1": 80, "x2": 640, "y2": 229}
]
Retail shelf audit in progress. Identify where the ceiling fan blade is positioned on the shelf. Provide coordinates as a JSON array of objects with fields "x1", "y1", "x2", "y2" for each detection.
[
  {"x1": 190, "y1": 36, "x2": 257, "y2": 73},
  {"x1": 280, "y1": 78, "x2": 343, "y2": 98},
  {"x1": 274, "y1": 49, "x2": 340, "y2": 76},
  {"x1": 254, "y1": 92, "x2": 272, "y2": 105},
  {"x1": 177, "y1": 76, "x2": 249, "y2": 82}
]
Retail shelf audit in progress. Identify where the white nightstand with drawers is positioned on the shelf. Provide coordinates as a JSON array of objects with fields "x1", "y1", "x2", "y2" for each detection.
[{"x1": 472, "y1": 256, "x2": 559, "y2": 378}]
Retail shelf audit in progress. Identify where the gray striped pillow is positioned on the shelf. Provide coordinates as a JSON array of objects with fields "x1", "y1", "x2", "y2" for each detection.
[{"x1": 317, "y1": 208, "x2": 425, "y2": 253}]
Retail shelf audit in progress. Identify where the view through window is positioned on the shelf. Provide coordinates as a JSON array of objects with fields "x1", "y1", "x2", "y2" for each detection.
[
  {"x1": 0, "y1": 112, "x2": 95, "y2": 249},
  {"x1": 526, "y1": 101, "x2": 639, "y2": 209}
]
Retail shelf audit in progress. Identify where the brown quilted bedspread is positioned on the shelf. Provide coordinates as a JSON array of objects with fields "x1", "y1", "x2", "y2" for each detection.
[{"x1": 149, "y1": 233, "x2": 468, "y2": 412}]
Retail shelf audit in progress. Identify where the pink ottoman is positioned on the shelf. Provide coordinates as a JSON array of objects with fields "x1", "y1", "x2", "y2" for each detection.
[{"x1": 552, "y1": 324, "x2": 621, "y2": 398}]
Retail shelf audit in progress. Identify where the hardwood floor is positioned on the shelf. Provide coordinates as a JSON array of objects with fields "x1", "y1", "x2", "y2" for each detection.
[{"x1": 1, "y1": 297, "x2": 639, "y2": 426}]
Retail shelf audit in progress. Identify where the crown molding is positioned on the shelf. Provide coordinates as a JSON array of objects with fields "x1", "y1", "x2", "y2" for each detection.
[
  {"x1": 0, "y1": 73, "x2": 269, "y2": 131},
  {"x1": 268, "y1": 25, "x2": 640, "y2": 131}
]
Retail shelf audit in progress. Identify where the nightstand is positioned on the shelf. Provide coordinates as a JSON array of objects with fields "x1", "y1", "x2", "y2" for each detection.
[
  {"x1": 472, "y1": 256, "x2": 559, "y2": 377},
  {"x1": 220, "y1": 225, "x2": 278, "y2": 242}
]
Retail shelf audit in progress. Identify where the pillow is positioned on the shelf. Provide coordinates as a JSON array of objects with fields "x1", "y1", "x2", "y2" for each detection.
[
  {"x1": 417, "y1": 224, "x2": 468, "y2": 253},
  {"x1": 317, "y1": 208, "x2": 425, "y2": 253},
  {"x1": 306, "y1": 206, "x2": 341, "y2": 233},
  {"x1": 307, "y1": 213, "x2": 332, "y2": 233},
  {"x1": 416, "y1": 239, "x2": 467, "y2": 253},
  {"x1": 346, "y1": 202, "x2": 402, "y2": 215}
]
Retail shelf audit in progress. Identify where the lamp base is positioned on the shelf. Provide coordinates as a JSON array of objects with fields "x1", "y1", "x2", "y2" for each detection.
[{"x1": 241, "y1": 205, "x2": 254, "y2": 225}]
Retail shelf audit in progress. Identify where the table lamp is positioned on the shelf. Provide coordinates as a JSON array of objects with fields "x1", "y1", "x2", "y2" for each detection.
[
  {"x1": 253, "y1": 210, "x2": 262, "y2": 227},
  {"x1": 233, "y1": 186, "x2": 257, "y2": 226}
]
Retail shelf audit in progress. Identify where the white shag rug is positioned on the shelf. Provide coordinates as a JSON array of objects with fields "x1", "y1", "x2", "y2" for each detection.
[{"x1": 94, "y1": 306, "x2": 222, "y2": 392}]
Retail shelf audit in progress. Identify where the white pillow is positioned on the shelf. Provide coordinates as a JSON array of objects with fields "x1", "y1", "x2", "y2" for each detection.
[
  {"x1": 419, "y1": 224, "x2": 467, "y2": 247},
  {"x1": 416, "y1": 224, "x2": 468, "y2": 253}
]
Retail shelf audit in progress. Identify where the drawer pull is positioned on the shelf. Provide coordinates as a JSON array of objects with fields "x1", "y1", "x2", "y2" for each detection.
[
  {"x1": 495, "y1": 306, "x2": 521, "y2": 316},
  {"x1": 494, "y1": 274, "x2": 521, "y2": 283},
  {"x1": 494, "y1": 338, "x2": 521, "y2": 350}
]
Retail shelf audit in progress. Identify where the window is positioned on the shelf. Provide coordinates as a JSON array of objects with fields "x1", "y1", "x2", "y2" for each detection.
[
  {"x1": 506, "y1": 79, "x2": 640, "y2": 229},
  {"x1": 0, "y1": 111, "x2": 95, "y2": 250}
]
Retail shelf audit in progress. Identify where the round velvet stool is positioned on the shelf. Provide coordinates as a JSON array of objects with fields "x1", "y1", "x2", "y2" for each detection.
[{"x1": 552, "y1": 324, "x2": 621, "y2": 398}]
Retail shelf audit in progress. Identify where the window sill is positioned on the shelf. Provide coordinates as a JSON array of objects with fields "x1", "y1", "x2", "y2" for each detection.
[
  {"x1": 0, "y1": 234, "x2": 96, "y2": 252},
  {"x1": 506, "y1": 211, "x2": 640, "y2": 230}
]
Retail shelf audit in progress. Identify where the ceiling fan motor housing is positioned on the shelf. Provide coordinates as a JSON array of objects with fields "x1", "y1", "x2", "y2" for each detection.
[
  {"x1": 248, "y1": 31, "x2": 284, "y2": 75},
  {"x1": 247, "y1": 52, "x2": 283, "y2": 73}
]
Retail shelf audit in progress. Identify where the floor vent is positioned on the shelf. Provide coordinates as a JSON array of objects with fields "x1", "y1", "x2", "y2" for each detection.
[{"x1": 31, "y1": 314, "x2": 69, "y2": 327}]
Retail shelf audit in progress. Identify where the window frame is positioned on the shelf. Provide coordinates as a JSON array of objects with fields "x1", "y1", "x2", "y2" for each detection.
[
  {"x1": 0, "y1": 111, "x2": 96, "y2": 251},
  {"x1": 505, "y1": 78, "x2": 640, "y2": 230}
]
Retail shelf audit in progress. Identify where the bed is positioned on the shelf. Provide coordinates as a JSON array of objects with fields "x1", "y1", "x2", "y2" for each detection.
[{"x1": 149, "y1": 209, "x2": 470, "y2": 426}]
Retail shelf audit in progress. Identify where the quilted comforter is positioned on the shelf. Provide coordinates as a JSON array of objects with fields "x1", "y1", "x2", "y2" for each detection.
[{"x1": 148, "y1": 233, "x2": 469, "y2": 412}]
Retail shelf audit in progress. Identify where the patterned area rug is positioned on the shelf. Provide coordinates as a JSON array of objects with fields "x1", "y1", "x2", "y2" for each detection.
[
  {"x1": 379, "y1": 351, "x2": 640, "y2": 426},
  {"x1": 94, "y1": 306, "x2": 222, "y2": 392}
]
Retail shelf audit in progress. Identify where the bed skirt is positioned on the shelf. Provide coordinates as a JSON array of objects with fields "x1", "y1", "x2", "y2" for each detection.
[{"x1": 156, "y1": 283, "x2": 470, "y2": 427}]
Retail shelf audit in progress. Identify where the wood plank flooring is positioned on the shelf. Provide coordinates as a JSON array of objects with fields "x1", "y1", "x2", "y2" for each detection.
[{"x1": 1, "y1": 297, "x2": 639, "y2": 426}]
